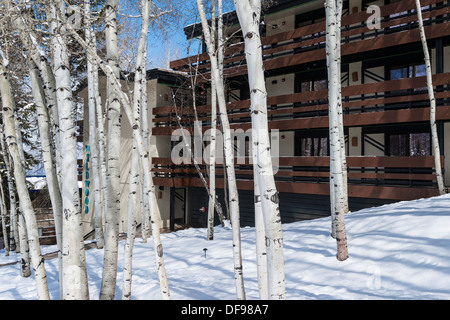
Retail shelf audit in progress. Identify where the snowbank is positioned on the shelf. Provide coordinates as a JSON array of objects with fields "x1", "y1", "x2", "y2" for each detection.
[{"x1": 1, "y1": 193, "x2": 450, "y2": 300}]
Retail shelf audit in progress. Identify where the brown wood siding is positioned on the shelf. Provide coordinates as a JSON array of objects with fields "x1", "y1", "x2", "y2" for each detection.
[
  {"x1": 152, "y1": 156, "x2": 443, "y2": 201},
  {"x1": 170, "y1": 0, "x2": 450, "y2": 78}
]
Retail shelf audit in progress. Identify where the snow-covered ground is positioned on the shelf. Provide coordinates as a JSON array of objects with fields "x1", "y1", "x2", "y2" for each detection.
[{"x1": 1, "y1": 193, "x2": 450, "y2": 300}]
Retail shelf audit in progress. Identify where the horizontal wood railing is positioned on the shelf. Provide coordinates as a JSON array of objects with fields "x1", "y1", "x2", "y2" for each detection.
[
  {"x1": 152, "y1": 72, "x2": 450, "y2": 135},
  {"x1": 170, "y1": 0, "x2": 450, "y2": 77},
  {"x1": 151, "y1": 156, "x2": 444, "y2": 200}
]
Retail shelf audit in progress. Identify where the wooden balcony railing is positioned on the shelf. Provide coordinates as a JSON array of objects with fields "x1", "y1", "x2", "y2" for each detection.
[
  {"x1": 151, "y1": 156, "x2": 443, "y2": 201},
  {"x1": 152, "y1": 72, "x2": 450, "y2": 135},
  {"x1": 170, "y1": 0, "x2": 450, "y2": 78}
]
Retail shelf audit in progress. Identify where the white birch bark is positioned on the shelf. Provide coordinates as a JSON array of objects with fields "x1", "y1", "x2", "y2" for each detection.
[
  {"x1": 122, "y1": 0, "x2": 151, "y2": 300},
  {"x1": 0, "y1": 124, "x2": 18, "y2": 252},
  {"x1": 415, "y1": 0, "x2": 445, "y2": 195},
  {"x1": 100, "y1": 0, "x2": 122, "y2": 300},
  {"x1": 234, "y1": 0, "x2": 286, "y2": 299},
  {"x1": 335, "y1": 0, "x2": 348, "y2": 215},
  {"x1": 325, "y1": 0, "x2": 348, "y2": 261},
  {"x1": 50, "y1": 2, "x2": 89, "y2": 299},
  {"x1": 329, "y1": 0, "x2": 348, "y2": 238},
  {"x1": 207, "y1": 0, "x2": 217, "y2": 241},
  {"x1": 9, "y1": 2, "x2": 62, "y2": 187},
  {"x1": 61, "y1": 14, "x2": 170, "y2": 299},
  {"x1": 94, "y1": 69, "x2": 109, "y2": 250},
  {"x1": 29, "y1": 58, "x2": 64, "y2": 297},
  {"x1": 17, "y1": 212, "x2": 31, "y2": 277},
  {"x1": 140, "y1": 64, "x2": 150, "y2": 243},
  {"x1": 197, "y1": 0, "x2": 246, "y2": 300},
  {"x1": 0, "y1": 126, "x2": 29, "y2": 274},
  {"x1": 0, "y1": 179, "x2": 9, "y2": 256},
  {"x1": 84, "y1": 0, "x2": 105, "y2": 250},
  {"x1": 0, "y1": 57, "x2": 49, "y2": 299},
  {"x1": 139, "y1": 2, "x2": 151, "y2": 243},
  {"x1": 207, "y1": 83, "x2": 217, "y2": 241},
  {"x1": 254, "y1": 171, "x2": 268, "y2": 299}
]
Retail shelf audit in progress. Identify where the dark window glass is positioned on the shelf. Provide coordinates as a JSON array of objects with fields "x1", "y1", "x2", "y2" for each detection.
[{"x1": 388, "y1": 133, "x2": 430, "y2": 156}]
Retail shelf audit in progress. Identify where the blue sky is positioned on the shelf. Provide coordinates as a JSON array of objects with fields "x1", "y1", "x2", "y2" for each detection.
[{"x1": 118, "y1": 0, "x2": 204, "y2": 69}]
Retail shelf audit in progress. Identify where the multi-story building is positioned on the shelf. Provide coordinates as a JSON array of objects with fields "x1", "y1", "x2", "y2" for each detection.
[
  {"x1": 154, "y1": 0, "x2": 450, "y2": 229},
  {"x1": 80, "y1": 0, "x2": 450, "y2": 236}
]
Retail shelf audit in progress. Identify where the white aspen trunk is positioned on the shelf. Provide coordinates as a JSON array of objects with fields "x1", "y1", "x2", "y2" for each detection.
[
  {"x1": 95, "y1": 70, "x2": 109, "y2": 250},
  {"x1": 207, "y1": 0, "x2": 217, "y2": 241},
  {"x1": 197, "y1": 0, "x2": 246, "y2": 300},
  {"x1": 0, "y1": 179, "x2": 9, "y2": 256},
  {"x1": 122, "y1": 0, "x2": 151, "y2": 300},
  {"x1": 325, "y1": 0, "x2": 349, "y2": 261},
  {"x1": 186, "y1": 38, "x2": 225, "y2": 230},
  {"x1": 17, "y1": 211, "x2": 31, "y2": 277},
  {"x1": 330, "y1": 0, "x2": 347, "y2": 238},
  {"x1": 0, "y1": 58, "x2": 49, "y2": 299},
  {"x1": 254, "y1": 173, "x2": 268, "y2": 299},
  {"x1": 234, "y1": 0, "x2": 286, "y2": 300},
  {"x1": 207, "y1": 83, "x2": 217, "y2": 241},
  {"x1": 140, "y1": 2, "x2": 151, "y2": 243},
  {"x1": 100, "y1": 0, "x2": 122, "y2": 300},
  {"x1": 9, "y1": 118, "x2": 32, "y2": 274},
  {"x1": 217, "y1": 0, "x2": 224, "y2": 78},
  {"x1": 0, "y1": 124, "x2": 18, "y2": 253},
  {"x1": 335, "y1": 0, "x2": 348, "y2": 214},
  {"x1": 51, "y1": 2, "x2": 89, "y2": 299},
  {"x1": 62, "y1": 15, "x2": 170, "y2": 299},
  {"x1": 140, "y1": 63, "x2": 150, "y2": 243},
  {"x1": 9, "y1": 5, "x2": 63, "y2": 188},
  {"x1": 84, "y1": 0, "x2": 105, "y2": 249},
  {"x1": 9, "y1": 187, "x2": 17, "y2": 254},
  {"x1": 415, "y1": 0, "x2": 445, "y2": 195},
  {"x1": 0, "y1": 127, "x2": 28, "y2": 274},
  {"x1": 29, "y1": 58, "x2": 64, "y2": 298}
]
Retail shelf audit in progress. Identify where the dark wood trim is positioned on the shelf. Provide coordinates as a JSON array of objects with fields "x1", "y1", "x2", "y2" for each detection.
[{"x1": 152, "y1": 177, "x2": 440, "y2": 201}]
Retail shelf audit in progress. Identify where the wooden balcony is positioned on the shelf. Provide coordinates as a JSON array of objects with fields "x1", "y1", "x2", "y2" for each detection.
[
  {"x1": 152, "y1": 72, "x2": 450, "y2": 135},
  {"x1": 152, "y1": 156, "x2": 443, "y2": 201},
  {"x1": 170, "y1": 0, "x2": 450, "y2": 78}
]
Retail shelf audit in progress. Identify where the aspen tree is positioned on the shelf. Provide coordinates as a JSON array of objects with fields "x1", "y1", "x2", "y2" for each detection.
[
  {"x1": 50, "y1": 1, "x2": 89, "y2": 299},
  {"x1": 207, "y1": 0, "x2": 218, "y2": 241},
  {"x1": 325, "y1": 0, "x2": 348, "y2": 261},
  {"x1": 0, "y1": 126, "x2": 29, "y2": 276},
  {"x1": 0, "y1": 53, "x2": 49, "y2": 299},
  {"x1": 7, "y1": 1, "x2": 64, "y2": 262},
  {"x1": 28, "y1": 58, "x2": 64, "y2": 297},
  {"x1": 0, "y1": 178, "x2": 8, "y2": 256},
  {"x1": 8, "y1": 0, "x2": 63, "y2": 189},
  {"x1": 84, "y1": 0, "x2": 105, "y2": 249},
  {"x1": 122, "y1": 0, "x2": 151, "y2": 300},
  {"x1": 415, "y1": 0, "x2": 445, "y2": 195},
  {"x1": 197, "y1": 0, "x2": 246, "y2": 300},
  {"x1": 140, "y1": 66, "x2": 150, "y2": 243},
  {"x1": 100, "y1": 0, "x2": 122, "y2": 300},
  {"x1": 234, "y1": 0, "x2": 286, "y2": 299},
  {"x1": 60, "y1": 11, "x2": 170, "y2": 300}
]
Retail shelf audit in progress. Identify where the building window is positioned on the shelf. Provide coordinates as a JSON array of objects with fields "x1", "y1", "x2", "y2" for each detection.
[
  {"x1": 295, "y1": 129, "x2": 329, "y2": 157},
  {"x1": 389, "y1": 63, "x2": 426, "y2": 80},
  {"x1": 299, "y1": 137, "x2": 328, "y2": 156},
  {"x1": 388, "y1": 132, "x2": 431, "y2": 156},
  {"x1": 388, "y1": 63, "x2": 427, "y2": 98},
  {"x1": 300, "y1": 79, "x2": 327, "y2": 92}
]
